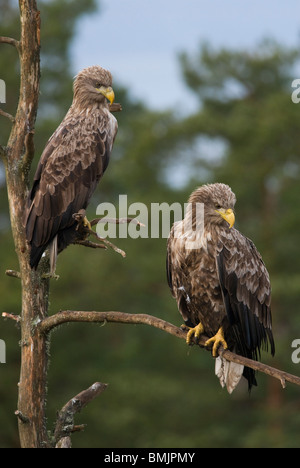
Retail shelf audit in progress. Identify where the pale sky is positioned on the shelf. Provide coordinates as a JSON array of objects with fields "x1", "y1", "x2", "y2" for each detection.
[{"x1": 71, "y1": 0, "x2": 300, "y2": 113}]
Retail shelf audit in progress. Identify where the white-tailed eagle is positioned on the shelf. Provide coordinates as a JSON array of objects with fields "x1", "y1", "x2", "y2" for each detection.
[
  {"x1": 167, "y1": 183, "x2": 275, "y2": 392},
  {"x1": 25, "y1": 65, "x2": 118, "y2": 271}
]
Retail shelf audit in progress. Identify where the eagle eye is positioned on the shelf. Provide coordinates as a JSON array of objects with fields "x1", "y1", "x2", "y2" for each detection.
[{"x1": 215, "y1": 203, "x2": 222, "y2": 209}]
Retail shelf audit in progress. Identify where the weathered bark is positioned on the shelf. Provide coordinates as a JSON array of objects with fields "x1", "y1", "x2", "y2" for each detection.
[
  {"x1": 54, "y1": 382, "x2": 108, "y2": 447},
  {"x1": 3, "y1": 0, "x2": 50, "y2": 448},
  {"x1": 38, "y1": 310, "x2": 300, "y2": 390}
]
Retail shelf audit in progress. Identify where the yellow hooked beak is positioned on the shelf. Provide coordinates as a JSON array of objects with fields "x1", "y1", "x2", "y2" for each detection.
[
  {"x1": 97, "y1": 86, "x2": 115, "y2": 104},
  {"x1": 215, "y1": 208, "x2": 235, "y2": 229}
]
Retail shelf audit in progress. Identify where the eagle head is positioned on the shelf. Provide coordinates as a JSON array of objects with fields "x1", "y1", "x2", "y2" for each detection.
[
  {"x1": 73, "y1": 65, "x2": 115, "y2": 108},
  {"x1": 188, "y1": 183, "x2": 236, "y2": 229}
]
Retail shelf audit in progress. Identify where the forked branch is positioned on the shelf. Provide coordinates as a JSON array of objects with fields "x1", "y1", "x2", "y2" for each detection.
[
  {"x1": 54, "y1": 382, "x2": 108, "y2": 448},
  {"x1": 38, "y1": 310, "x2": 300, "y2": 389},
  {"x1": 73, "y1": 211, "x2": 145, "y2": 258}
]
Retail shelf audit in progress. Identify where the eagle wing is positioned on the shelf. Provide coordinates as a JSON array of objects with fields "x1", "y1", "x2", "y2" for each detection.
[
  {"x1": 26, "y1": 109, "x2": 117, "y2": 268},
  {"x1": 216, "y1": 228, "x2": 275, "y2": 362},
  {"x1": 166, "y1": 224, "x2": 195, "y2": 327}
]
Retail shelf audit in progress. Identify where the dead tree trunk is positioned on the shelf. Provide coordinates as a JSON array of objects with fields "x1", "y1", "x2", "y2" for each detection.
[
  {"x1": 0, "y1": 0, "x2": 50, "y2": 448},
  {"x1": 1, "y1": 2, "x2": 122, "y2": 448}
]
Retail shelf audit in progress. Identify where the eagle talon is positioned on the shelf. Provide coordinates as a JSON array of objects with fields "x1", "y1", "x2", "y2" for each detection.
[
  {"x1": 205, "y1": 327, "x2": 228, "y2": 357},
  {"x1": 82, "y1": 216, "x2": 92, "y2": 230},
  {"x1": 73, "y1": 211, "x2": 92, "y2": 231},
  {"x1": 185, "y1": 322, "x2": 205, "y2": 345}
]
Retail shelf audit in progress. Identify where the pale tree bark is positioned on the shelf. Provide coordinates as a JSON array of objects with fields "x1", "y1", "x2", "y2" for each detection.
[{"x1": 1, "y1": 0, "x2": 50, "y2": 448}]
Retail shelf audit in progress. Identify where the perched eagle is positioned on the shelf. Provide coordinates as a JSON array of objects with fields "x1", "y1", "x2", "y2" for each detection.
[
  {"x1": 167, "y1": 183, "x2": 275, "y2": 393},
  {"x1": 25, "y1": 65, "x2": 118, "y2": 272}
]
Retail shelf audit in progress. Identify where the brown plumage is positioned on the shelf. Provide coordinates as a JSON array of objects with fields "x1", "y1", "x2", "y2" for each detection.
[
  {"x1": 25, "y1": 65, "x2": 118, "y2": 270},
  {"x1": 167, "y1": 183, "x2": 275, "y2": 392}
]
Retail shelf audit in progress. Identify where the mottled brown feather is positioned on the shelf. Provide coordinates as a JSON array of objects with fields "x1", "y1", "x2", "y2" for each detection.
[
  {"x1": 167, "y1": 183, "x2": 275, "y2": 390},
  {"x1": 25, "y1": 65, "x2": 118, "y2": 268}
]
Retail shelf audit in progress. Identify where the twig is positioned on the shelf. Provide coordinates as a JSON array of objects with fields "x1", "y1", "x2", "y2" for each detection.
[
  {"x1": 89, "y1": 231, "x2": 126, "y2": 258},
  {"x1": 71, "y1": 424, "x2": 86, "y2": 433},
  {"x1": 73, "y1": 211, "x2": 127, "y2": 258},
  {"x1": 38, "y1": 310, "x2": 300, "y2": 389},
  {"x1": 2, "y1": 312, "x2": 21, "y2": 323},
  {"x1": 0, "y1": 36, "x2": 20, "y2": 49},
  {"x1": 109, "y1": 103, "x2": 122, "y2": 113},
  {"x1": 54, "y1": 382, "x2": 108, "y2": 447},
  {"x1": 74, "y1": 239, "x2": 107, "y2": 250},
  {"x1": 90, "y1": 217, "x2": 145, "y2": 227},
  {"x1": 0, "y1": 108, "x2": 15, "y2": 123},
  {"x1": 15, "y1": 410, "x2": 30, "y2": 424},
  {"x1": 5, "y1": 269, "x2": 21, "y2": 279}
]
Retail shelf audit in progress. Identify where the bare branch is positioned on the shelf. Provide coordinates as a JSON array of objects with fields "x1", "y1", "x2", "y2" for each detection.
[
  {"x1": 38, "y1": 310, "x2": 300, "y2": 389},
  {"x1": 74, "y1": 239, "x2": 107, "y2": 250},
  {"x1": 90, "y1": 217, "x2": 145, "y2": 227},
  {"x1": 73, "y1": 211, "x2": 127, "y2": 257},
  {"x1": 83, "y1": 226, "x2": 126, "y2": 257},
  {"x1": 93, "y1": 234, "x2": 126, "y2": 257},
  {"x1": 109, "y1": 102, "x2": 122, "y2": 113},
  {"x1": 0, "y1": 108, "x2": 15, "y2": 123},
  {"x1": 39, "y1": 310, "x2": 184, "y2": 337},
  {"x1": 0, "y1": 36, "x2": 20, "y2": 49},
  {"x1": 5, "y1": 269, "x2": 21, "y2": 279},
  {"x1": 2, "y1": 312, "x2": 21, "y2": 323},
  {"x1": 15, "y1": 410, "x2": 30, "y2": 424},
  {"x1": 54, "y1": 382, "x2": 108, "y2": 447}
]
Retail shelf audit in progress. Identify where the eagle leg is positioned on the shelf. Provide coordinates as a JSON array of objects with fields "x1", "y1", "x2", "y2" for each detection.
[
  {"x1": 73, "y1": 210, "x2": 92, "y2": 231},
  {"x1": 184, "y1": 322, "x2": 205, "y2": 345},
  {"x1": 205, "y1": 327, "x2": 228, "y2": 357},
  {"x1": 82, "y1": 216, "x2": 92, "y2": 231},
  {"x1": 73, "y1": 210, "x2": 93, "y2": 241}
]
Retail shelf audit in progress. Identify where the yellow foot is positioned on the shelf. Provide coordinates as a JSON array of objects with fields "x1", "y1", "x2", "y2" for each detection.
[
  {"x1": 83, "y1": 216, "x2": 92, "y2": 230},
  {"x1": 205, "y1": 327, "x2": 228, "y2": 357},
  {"x1": 182, "y1": 322, "x2": 205, "y2": 346},
  {"x1": 73, "y1": 211, "x2": 92, "y2": 231}
]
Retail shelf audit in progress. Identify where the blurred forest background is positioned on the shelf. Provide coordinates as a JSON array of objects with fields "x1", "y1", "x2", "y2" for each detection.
[{"x1": 1, "y1": 0, "x2": 300, "y2": 448}]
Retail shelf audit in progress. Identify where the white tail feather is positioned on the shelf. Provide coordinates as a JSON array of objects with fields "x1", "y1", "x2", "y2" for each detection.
[
  {"x1": 49, "y1": 236, "x2": 58, "y2": 276},
  {"x1": 215, "y1": 356, "x2": 244, "y2": 394}
]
